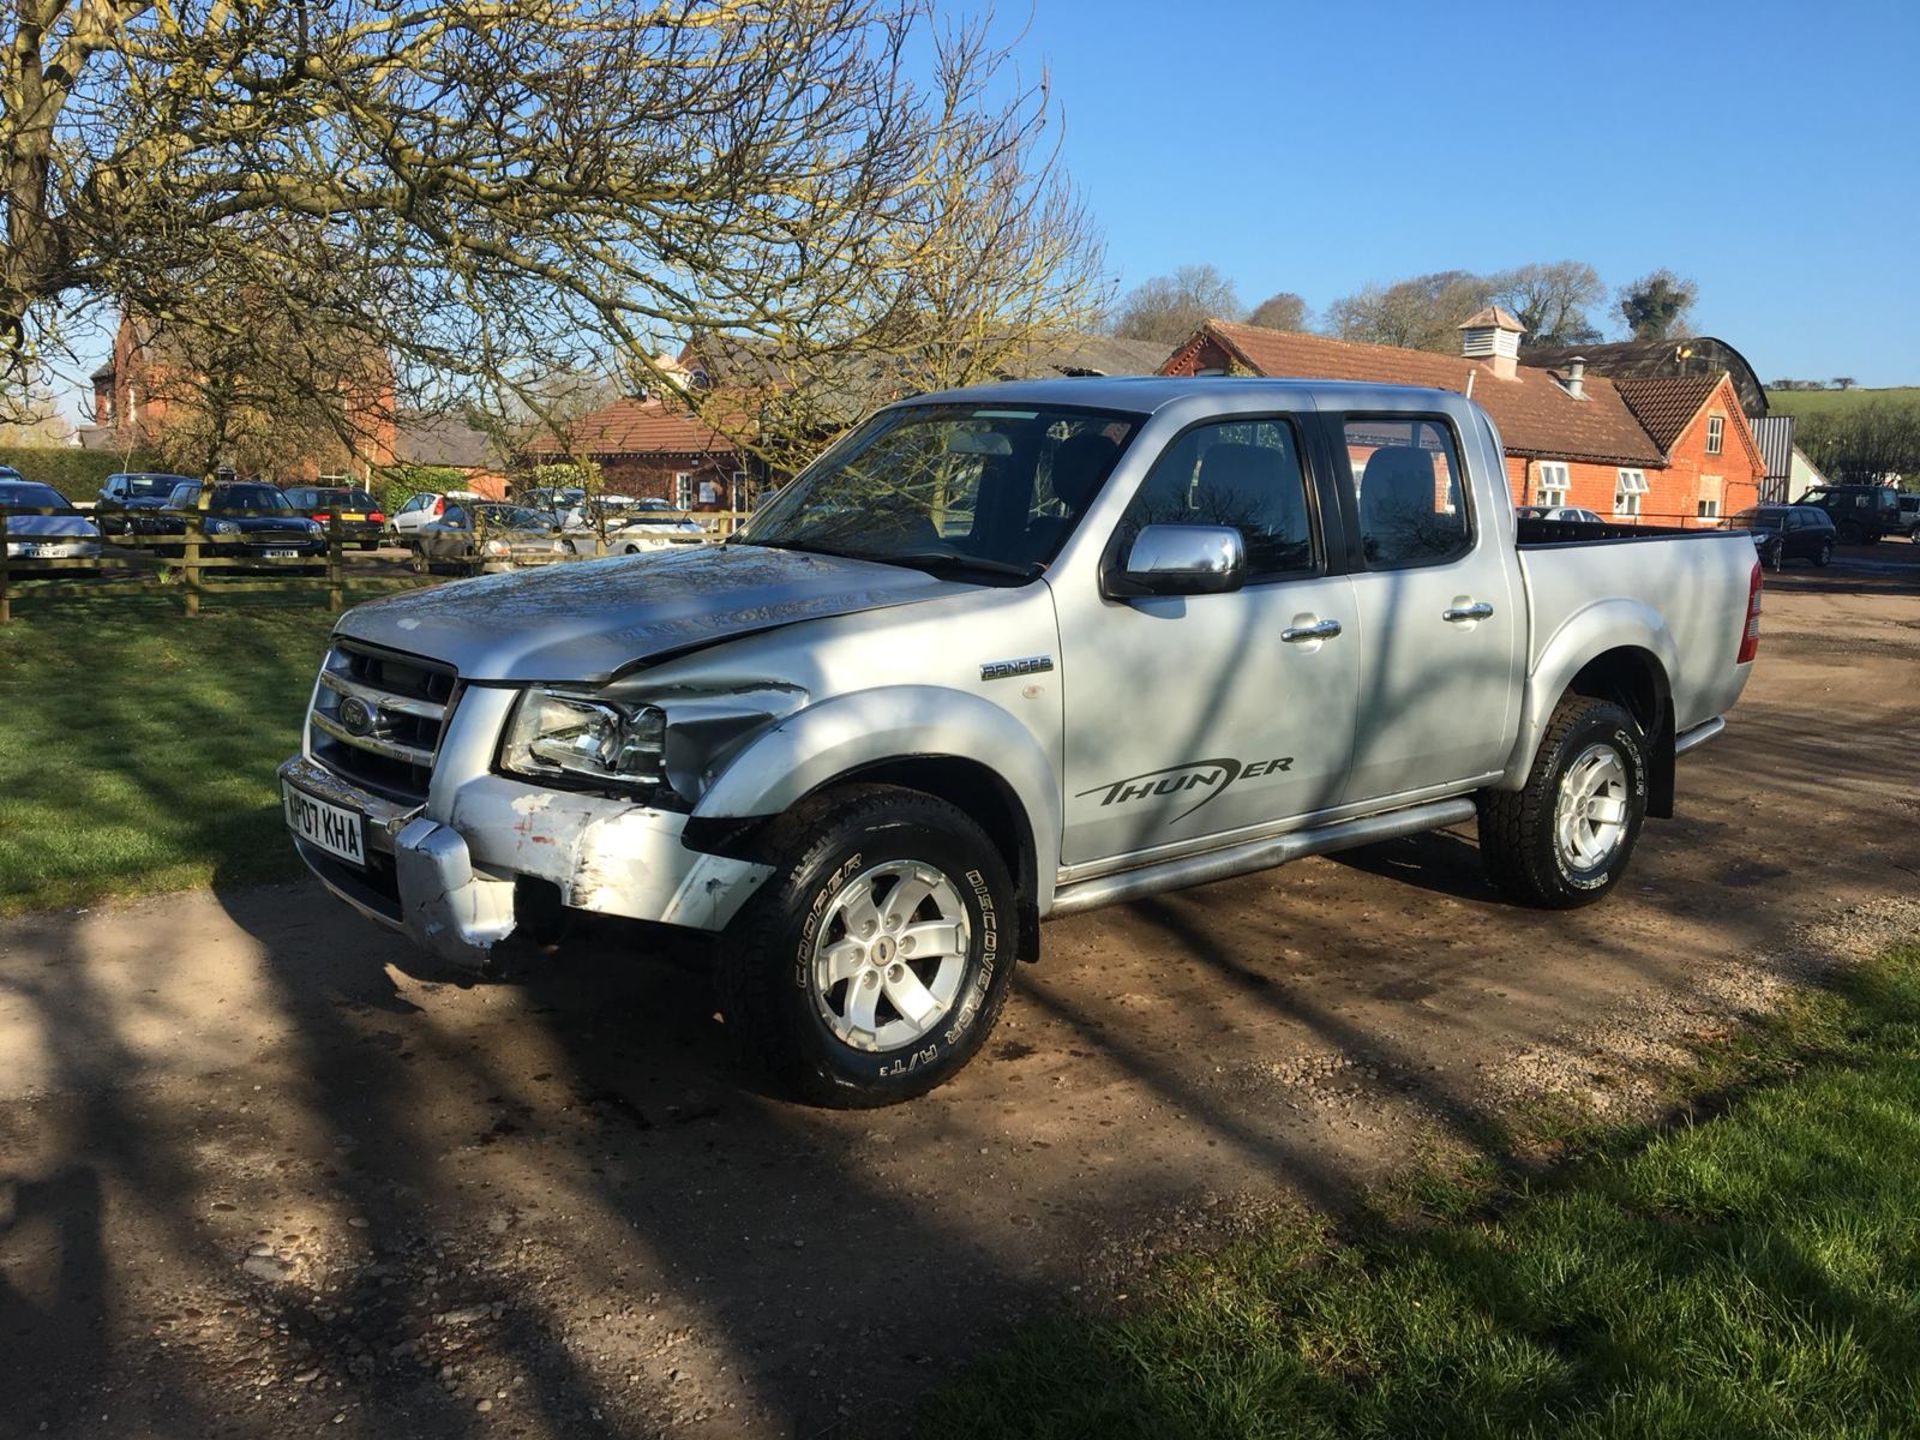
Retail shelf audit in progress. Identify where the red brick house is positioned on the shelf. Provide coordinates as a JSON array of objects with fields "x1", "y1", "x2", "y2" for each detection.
[
  {"x1": 520, "y1": 396, "x2": 745, "y2": 510},
  {"x1": 81, "y1": 314, "x2": 397, "y2": 481},
  {"x1": 1161, "y1": 312, "x2": 1763, "y2": 524}
]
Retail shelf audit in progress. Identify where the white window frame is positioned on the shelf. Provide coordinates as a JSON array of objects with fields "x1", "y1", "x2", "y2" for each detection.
[
  {"x1": 1534, "y1": 461, "x2": 1570, "y2": 508},
  {"x1": 674, "y1": 471, "x2": 694, "y2": 509},
  {"x1": 1614, "y1": 468, "x2": 1648, "y2": 517},
  {"x1": 1697, "y1": 497, "x2": 1720, "y2": 518},
  {"x1": 1705, "y1": 414, "x2": 1724, "y2": 455}
]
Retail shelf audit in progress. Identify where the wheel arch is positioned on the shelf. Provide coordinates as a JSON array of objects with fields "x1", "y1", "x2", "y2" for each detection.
[
  {"x1": 1500, "y1": 602, "x2": 1678, "y2": 817},
  {"x1": 691, "y1": 687, "x2": 1060, "y2": 954}
]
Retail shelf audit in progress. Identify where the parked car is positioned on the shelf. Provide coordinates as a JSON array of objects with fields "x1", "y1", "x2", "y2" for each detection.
[
  {"x1": 149, "y1": 481, "x2": 327, "y2": 565},
  {"x1": 95, "y1": 471, "x2": 198, "y2": 534},
  {"x1": 387, "y1": 490, "x2": 484, "y2": 543},
  {"x1": 560, "y1": 503, "x2": 708, "y2": 556},
  {"x1": 411, "y1": 502, "x2": 567, "y2": 573},
  {"x1": 284, "y1": 377, "x2": 1763, "y2": 1108},
  {"x1": 1798, "y1": 483, "x2": 1904, "y2": 544},
  {"x1": 1732, "y1": 504, "x2": 1835, "y2": 570},
  {"x1": 519, "y1": 485, "x2": 588, "y2": 515},
  {"x1": 283, "y1": 485, "x2": 387, "y2": 550},
  {"x1": 1897, "y1": 491, "x2": 1920, "y2": 539},
  {"x1": 1, "y1": 479, "x2": 103, "y2": 560},
  {"x1": 1515, "y1": 504, "x2": 1605, "y2": 524}
]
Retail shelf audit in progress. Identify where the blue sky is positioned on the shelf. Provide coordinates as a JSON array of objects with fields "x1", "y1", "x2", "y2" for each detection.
[{"x1": 1021, "y1": 0, "x2": 1920, "y2": 385}]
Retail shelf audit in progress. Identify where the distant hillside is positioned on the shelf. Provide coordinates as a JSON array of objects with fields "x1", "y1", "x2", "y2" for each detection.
[{"x1": 1767, "y1": 386, "x2": 1920, "y2": 417}]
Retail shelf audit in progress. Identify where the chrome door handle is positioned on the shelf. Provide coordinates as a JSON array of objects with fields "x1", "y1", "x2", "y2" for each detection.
[
  {"x1": 1281, "y1": 618, "x2": 1342, "y2": 643},
  {"x1": 1443, "y1": 602, "x2": 1495, "y2": 622}
]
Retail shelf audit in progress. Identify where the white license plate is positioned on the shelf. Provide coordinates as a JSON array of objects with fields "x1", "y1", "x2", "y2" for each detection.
[
  {"x1": 284, "y1": 785, "x2": 366, "y2": 867},
  {"x1": 21, "y1": 545, "x2": 56, "y2": 558},
  {"x1": 262, "y1": 548, "x2": 297, "y2": 558}
]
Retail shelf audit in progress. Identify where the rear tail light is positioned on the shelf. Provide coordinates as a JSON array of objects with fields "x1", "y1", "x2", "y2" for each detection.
[
  {"x1": 1737, "y1": 561, "x2": 1762, "y2": 664},
  {"x1": 311, "y1": 513, "x2": 331, "y2": 523},
  {"x1": 432, "y1": 498, "x2": 445, "y2": 516},
  {"x1": 368, "y1": 511, "x2": 385, "y2": 524}
]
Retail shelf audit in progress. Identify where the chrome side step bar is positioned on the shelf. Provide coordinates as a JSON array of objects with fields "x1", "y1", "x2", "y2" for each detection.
[
  {"x1": 1048, "y1": 796, "x2": 1478, "y2": 919},
  {"x1": 1674, "y1": 716, "x2": 1725, "y2": 757}
]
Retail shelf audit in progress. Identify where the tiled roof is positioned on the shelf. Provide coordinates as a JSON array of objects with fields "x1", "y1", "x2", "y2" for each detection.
[
  {"x1": 523, "y1": 398, "x2": 737, "y2": 459},
  {"x1": 1611, "y1": 375, "x2": 1723, "y2": 452},
  {"x1": 394, "y1": 411, "x2": 499, "y2": 469},
  {"x1": 1192, "y1": 320, "x2": 1666, "y2": 468}
]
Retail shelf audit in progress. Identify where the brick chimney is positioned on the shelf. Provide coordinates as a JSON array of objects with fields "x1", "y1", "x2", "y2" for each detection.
[{"x1": 1458, "y1": 306, "x2": 1526, "y2": 380}]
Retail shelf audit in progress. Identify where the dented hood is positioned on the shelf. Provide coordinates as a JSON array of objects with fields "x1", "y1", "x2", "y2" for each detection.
[{"x1": 333, "y1": 543, "x2": 973, "y2": 683}]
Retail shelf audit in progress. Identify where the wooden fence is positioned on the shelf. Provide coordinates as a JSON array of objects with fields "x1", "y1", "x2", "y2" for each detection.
[{"x1": 0, "y1": 503, "x2": 755, "y2": 624}]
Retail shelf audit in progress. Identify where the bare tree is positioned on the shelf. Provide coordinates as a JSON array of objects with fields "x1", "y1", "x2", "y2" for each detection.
[
  {"x1": 682, "y1": 14, "x2": 1108, "y2": 476},
  {"x1": 1110, "y1": 264, "x2": 1243, "y2": 344},
  {"x1": 1325, "y1": 270, "x2": 1492, "y2": 352},
  {"x1": 1489, "y1": 261, "x2": 1604, "y2": 348},
  {"x1": 1832, "y1": 376, "x2": 1858, "y2": 391},
  {"x1": 1617, "y1": 269, "x2": 1699, "y2": 341},
  {"x1": 0, "y1": 2, "x2": 1064, "y2": 437},
  {"x1": 0, "y1": 383, "x2": 71, "y2": 444},
  {"x1": 1248, "y1": 291, "x2": 1309, "y2": 332}
]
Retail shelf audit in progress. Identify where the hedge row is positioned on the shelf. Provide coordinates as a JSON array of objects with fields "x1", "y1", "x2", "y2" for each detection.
[{"x1": 0, "y1": 445, "x2": 166, "y2": 501}]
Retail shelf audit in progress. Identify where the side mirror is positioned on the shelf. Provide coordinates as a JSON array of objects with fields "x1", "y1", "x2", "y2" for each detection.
[{"x1": 1111, "y1": 523, "x2": 1246, "y2": 597}]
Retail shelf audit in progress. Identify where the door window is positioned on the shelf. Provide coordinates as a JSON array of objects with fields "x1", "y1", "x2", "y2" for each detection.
[
  {"x1": 1115, "y1": 418, "x2": 1314, "y2": 580},
  {"x1": 1344, "y1": 417, "x2": 1471, "y2": 568}
]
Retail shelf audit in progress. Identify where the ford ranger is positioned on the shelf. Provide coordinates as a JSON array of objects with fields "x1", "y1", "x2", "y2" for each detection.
[{"x1": 281, "y1": 378, "x2": 1763, "y2": 1106}]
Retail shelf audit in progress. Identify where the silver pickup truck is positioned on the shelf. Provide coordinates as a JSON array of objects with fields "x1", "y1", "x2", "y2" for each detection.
[{"x1": 281, "y1": 378, "x2": 1763, "y2": 1106}]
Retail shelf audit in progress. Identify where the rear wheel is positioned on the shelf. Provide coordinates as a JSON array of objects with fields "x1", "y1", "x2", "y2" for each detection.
[
  {"x1": 717, "y1": 784, "x2": 1019, "y2": 1108},
  {"x1": 1477, "y1": 695, "x2": 1649, "y2": 908},
  {"x1": 1813, "y1": 538, "x2": 1833, "y2": 567},
  {"x1": 1838, "y1": 521, "x2": 1864, "y2": 545}
]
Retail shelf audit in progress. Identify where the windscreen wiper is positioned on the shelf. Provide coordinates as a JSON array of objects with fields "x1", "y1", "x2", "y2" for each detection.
[{"x1": 857, "y1": 550, "x2": 1040, "y2": 581}]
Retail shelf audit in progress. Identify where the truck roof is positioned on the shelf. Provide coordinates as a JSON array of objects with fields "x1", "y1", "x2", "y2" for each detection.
[{"x1": 908, "y1": 374, "x2": 1472, "y2": 416}]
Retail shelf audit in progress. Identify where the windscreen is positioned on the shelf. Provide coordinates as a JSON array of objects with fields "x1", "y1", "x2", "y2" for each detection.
[
  {"x1": 0, "y1": 482, "x2": 71, "y2": 513},
  {"x1": 741, "y1": 403, "x2": 1140, "y2": 575}
]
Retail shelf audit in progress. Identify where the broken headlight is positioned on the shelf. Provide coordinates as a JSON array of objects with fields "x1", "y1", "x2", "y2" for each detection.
[{"x1": 501, "y1": 690, "x2": 667, "y2": 788}]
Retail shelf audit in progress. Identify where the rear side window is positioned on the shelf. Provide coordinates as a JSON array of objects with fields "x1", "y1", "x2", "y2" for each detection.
[
  {"x1": 1116, "y1": 418, "x2": 1314, "y2": 580},
  {"x1": 1343, "y1": 417, "x2": 1471, "y2": 569}
]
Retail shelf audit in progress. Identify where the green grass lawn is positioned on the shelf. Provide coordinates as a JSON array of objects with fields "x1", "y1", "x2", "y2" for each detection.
[
  {"x1": 0, "y1": 595, "x2": 337, "y2": 913},
  {"x1": 922, "y1": 949, "x2": 1920, "y2": 1439},
  {"x1": 1766, "y1": 385, "x2": 1920, "y2": 418}
]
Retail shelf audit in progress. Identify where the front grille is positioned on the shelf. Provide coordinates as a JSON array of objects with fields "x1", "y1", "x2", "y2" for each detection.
[{"x1": 309, "y1": 641, "x2": 458, "y2": 803}]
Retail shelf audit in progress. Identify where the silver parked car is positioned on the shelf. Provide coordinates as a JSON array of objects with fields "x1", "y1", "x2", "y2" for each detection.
[
  {"x1": 284, "y1": 378, "x2": 1763, "y2": 1107},
  {"x1": 411, "y1": 502, "x2": 566, "y2": 573},
  {"x1": 1, "y1": 479, "x2": 104, "y2": 559}
]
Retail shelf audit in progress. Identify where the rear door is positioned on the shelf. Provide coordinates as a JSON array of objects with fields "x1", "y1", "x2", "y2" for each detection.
[
  {"x1": 1056, "y1": 413, "x2": 1358, "y2": 868},
  {"x1": 1327, "y1": 412, "x2": 1522, "y2": 806}
]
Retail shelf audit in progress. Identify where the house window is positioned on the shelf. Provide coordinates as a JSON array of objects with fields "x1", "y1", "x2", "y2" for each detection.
[
  {"x1": 1706, "y1": 415, "x2": 1724, "y2": 455},
  {"x1": 1698, "y1": 473, "x2": 1723, "y2": 522},
  {"x1": 1534, "y1": 462, "x2": 1570, "y2": 507},
  {"x1": 674, "y1": 471, "x2": 694, "y2": 509},
  {"x1": 1614, "y1": 468, "x2": 1648, "y2": 517}
]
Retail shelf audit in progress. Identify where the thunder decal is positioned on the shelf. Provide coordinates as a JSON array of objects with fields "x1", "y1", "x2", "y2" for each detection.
[{"x1": 1077, "y1": 755, "x2": 1294, "y2": 825}]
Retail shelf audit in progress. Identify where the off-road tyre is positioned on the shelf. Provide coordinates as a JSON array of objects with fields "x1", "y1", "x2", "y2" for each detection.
[
  {"x1": 717, "y1": 784, "x2": 1020, "y2": 1108},
  {"x1": 1476, "y1": 695, "x2": 1648, "y2": 909}
]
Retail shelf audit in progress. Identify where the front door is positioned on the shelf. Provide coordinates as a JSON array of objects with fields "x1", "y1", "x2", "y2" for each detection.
[
  {"x1": 1332, "y1": 413, "x2": 1521, "y2": 806},
  {"x1": 1056, "y1": 415, "x2": 1359, "y2": 869}
]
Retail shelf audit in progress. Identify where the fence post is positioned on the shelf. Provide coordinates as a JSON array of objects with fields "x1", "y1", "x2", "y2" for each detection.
[
  {"x1": 0, "y1": 507, "x2": 11, "y2": 625},
  {"x1": 183, "y1": 507, "x2": 203, "y2": 618},
  {"x1": 327, "y1": 511, "x2": 344, "y2": 612}
]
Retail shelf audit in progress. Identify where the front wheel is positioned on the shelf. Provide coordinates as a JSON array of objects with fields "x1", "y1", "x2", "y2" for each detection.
[
  {"x1": 1476, "y1": 695, "x2": 1649, "y2": 909},
  {"x1": 717, "y1": 784, "x2": 1019, "y2": 1108}
]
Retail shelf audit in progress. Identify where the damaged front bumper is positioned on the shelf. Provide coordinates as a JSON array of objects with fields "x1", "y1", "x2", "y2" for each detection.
[{"x1": 278, "y1": 691, "x2": 773, "y2": 972}]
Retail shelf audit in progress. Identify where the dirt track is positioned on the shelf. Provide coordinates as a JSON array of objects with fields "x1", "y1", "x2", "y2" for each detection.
[{"x1": 3, "y1": 560, "x2": 1918, "y2": 1440}]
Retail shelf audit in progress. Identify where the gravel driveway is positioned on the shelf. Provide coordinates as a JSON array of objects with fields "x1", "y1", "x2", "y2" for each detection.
[{"x1": 3, "y1": 571, "x2": 1918, "y2": 1440}]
